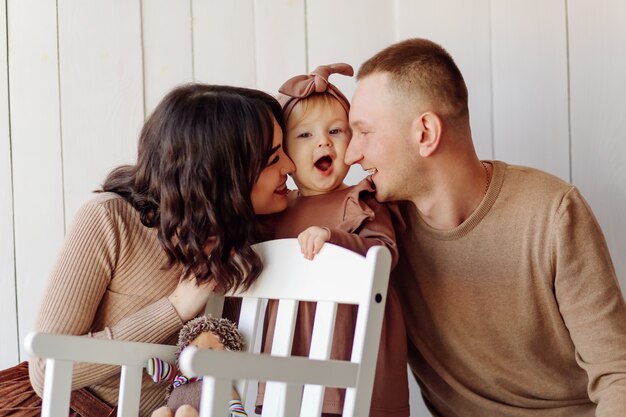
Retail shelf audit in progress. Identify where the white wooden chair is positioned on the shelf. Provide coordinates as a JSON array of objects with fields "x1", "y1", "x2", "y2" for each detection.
[{"x1": 24, "y1": 238, "x2": 392, "y2": 417}]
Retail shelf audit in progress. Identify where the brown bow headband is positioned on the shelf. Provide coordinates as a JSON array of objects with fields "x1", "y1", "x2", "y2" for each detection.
[{"x1": 278, "y1": 63, "x2": 354, "y2": 121}]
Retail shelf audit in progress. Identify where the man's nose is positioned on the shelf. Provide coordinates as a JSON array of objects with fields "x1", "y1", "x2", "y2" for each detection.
[{"x1": 344, "y1": 138, "x2": 361, "y2": 165}]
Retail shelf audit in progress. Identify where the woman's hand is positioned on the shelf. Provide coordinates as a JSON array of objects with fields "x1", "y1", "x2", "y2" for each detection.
[{"x1": 168, "y1": 277, "x2": 216, "y2": 322}]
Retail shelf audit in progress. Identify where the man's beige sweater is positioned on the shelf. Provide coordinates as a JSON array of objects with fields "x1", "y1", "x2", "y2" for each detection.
[{"x1": 394, "y1": 161, "x2": 626, "y2": 416}]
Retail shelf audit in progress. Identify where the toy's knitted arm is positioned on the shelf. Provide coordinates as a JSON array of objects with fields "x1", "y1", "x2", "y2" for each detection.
[
  {"x1": 146, "y1": 357, "x2": 177, "y2": 383},
  {"x1": 229, "y1": 399, "x2": 247, "y2": 416}
]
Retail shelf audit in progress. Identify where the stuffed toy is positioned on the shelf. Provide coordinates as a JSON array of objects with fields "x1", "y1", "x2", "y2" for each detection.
[{"x1": 147, "y1": 315, "x2": 247, "y2": 417}]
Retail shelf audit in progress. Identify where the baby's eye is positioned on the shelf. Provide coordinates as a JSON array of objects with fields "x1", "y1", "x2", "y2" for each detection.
[
  {"x1": 297, "y1": 132, "x2": 312, "y2": 138},
  {"x1": 329, "y1": 128, "x2": 341, "y2": 134}
]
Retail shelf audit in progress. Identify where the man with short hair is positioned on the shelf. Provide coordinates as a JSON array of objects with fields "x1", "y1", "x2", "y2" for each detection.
[{"x1": 345, "y1": 38, "x2": 626, "y2": 417}]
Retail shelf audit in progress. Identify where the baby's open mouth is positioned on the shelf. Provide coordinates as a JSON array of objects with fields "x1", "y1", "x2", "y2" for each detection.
[{"x1": 314, "y1": 155, "x2": 333, "y2": 172}]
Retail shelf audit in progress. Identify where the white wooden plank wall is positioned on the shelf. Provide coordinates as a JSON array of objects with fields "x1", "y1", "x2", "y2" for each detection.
[
  {"x1": 491, "y1": 0, "x2": 571, "y2": 180},
  {"x1": 192, "y1": 0, "x2": 257, "y2": 87},
  {"x1": 8, "y1": 0, "x2": 66, "y2": 365},
  {"x1": 253, "y1": 0, "x2": 307, "y2": 95},
  {"x1": 58, "y1": 0, "x2": 144, "y2": 224},
  {"x1": 141, "y1": 0, "x2": 193, "y2": 114},
  {"x1": 2, "y1": 1, "x2": 625, "y2": 416},
  {"x1": 568, "y1": 0, "x2": 626, "y2": 301},
  {"x1": 0, "y1": 0, "x2": 19, "y2": 370}
]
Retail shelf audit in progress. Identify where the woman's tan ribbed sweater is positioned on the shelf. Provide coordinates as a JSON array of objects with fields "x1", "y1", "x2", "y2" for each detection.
[
  {"x1": 394, "y1": 161, "x2": 626, "y2": 416},
  {"x1": 29, "y1": 193, "x2": 185, "y2": 417}
]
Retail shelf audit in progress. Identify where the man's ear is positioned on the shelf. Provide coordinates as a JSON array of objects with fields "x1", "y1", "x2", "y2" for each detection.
[{"x1": 412, "y1": 111, "x2": 442, "y2": 157}]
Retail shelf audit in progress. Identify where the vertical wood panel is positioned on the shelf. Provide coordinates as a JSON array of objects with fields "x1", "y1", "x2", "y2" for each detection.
[
  {"x1": 253, "y1": 0, "x2": 307, "y2": 95},
  {"x1": 307, "y1": 0, "x2": 395, "y2": 101},
  {"x1": 397, "y1": 0, "x2": 493, "y2": 160},
  {"x1": 568, "y1": 0, "x2": 626, "y2": 291},
  {"x1": 192, "y1": 0, "x2": 256, "y2": 87},
  {"x1": 141, "y1": 0, "x2": 193, "y2": 115},
  {"x1": 307, "y1": 0, "x2": 396, "y2": 186},
  {"x1": 491, "y1": 0, "x2": 570, "y2": 181},
  {"x1": 0, "y1": 0, "x2": 19, "y2": 368},
  {"x1": 58, "y1": 0, "x2": 144, "y2": 224},
  {"x1": 8, "y1": 0, "x2": 65, "y2": 360},
  {"x1": 253, "y1": 0, "x2": 307, "y2": 191}
]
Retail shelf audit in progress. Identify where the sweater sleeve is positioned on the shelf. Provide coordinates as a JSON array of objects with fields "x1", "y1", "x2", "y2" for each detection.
[
  {"x1": 327, "y1": 195, "x2": 401, "y2": 269},
  {"x1": 552, "y1": 187, "x2": 626, "y2": 415},
  {"x1": 28, "y1": 198, "x2": 183, "y2": 396}
]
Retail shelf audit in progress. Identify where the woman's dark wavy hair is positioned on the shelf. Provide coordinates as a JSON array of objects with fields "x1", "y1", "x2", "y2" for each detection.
[{"x1": 100, "y1": 83, "x2": 285, "y2": 292}]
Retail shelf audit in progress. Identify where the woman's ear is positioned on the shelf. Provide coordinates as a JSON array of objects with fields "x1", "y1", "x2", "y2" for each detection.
[{"x1": 412, "y1": 111, "x2": 442, "y2": 158}]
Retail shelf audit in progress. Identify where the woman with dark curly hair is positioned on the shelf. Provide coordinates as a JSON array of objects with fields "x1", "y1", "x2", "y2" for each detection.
[{"x1": 3, "y1": 83, "x2": 294, "y2": 417}]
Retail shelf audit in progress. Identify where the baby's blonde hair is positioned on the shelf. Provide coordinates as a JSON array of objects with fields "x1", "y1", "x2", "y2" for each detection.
[{"x1": 284, "y1": 93, "x2": 349, "y2": 128}]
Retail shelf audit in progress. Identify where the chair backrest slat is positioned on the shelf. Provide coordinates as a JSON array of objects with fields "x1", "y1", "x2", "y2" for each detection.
[
  {"x1": 238, "y1": 297, "x2": 263, "y2": 354},
  {"x1": 198, "y1": 376, "x2": 230, "y2": 417},
  {"x1": 270, "y1": 299, "x2": 299, "y2": 357},
  {"x1": 263, "y1": 298, "x2": 299, "y2": 416},
  {"x1": 41, "y1": 359, "x2": 73, "y2": 417},
  {"x1": 279, "y1": 383, "x2": 303, "y2": 417},
  {"x1": 234, "y1": 296, "x2": 263, "y2": 398},
  {"x1": 308, "y1": 301, "x2": 338, "y2": 359},
  {"x1": 118, "y1": 365, "x2": 144, "y2": 417},
  {"x1": 299, "y1": 300, "x2": 338, "y2": 416}
]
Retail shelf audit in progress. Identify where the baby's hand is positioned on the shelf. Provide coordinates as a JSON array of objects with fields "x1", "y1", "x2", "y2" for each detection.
[{"x1": 297, "y1": 226, "x2": 330, "y2": 260}]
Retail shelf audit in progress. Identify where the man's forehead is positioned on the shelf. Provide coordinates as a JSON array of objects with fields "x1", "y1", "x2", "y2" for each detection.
[
  {"x1": 352, "y1": 76, "x2": 391, "y2": 109},
  {"x1": 356, "y1": 72, "x2": 389, "y2": 90},
  {"x1": 356, "y1": 74, "x2": 393, "y2": 101}
]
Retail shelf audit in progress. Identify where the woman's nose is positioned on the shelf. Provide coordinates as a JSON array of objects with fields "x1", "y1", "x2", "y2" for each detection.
[{"x1": 282, "y1": 154, "x2": 295, "y2": 174}]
